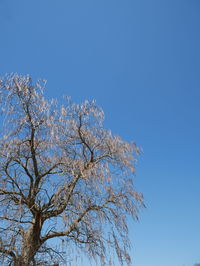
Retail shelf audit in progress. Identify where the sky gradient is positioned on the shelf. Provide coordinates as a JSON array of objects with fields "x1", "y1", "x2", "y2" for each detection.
[{"x1": 1, "y1": 1, "x2": 200, "y2": 265}]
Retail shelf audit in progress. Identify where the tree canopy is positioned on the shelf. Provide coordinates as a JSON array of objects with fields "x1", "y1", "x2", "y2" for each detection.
[{"x1": 0, "y1": 74, "x2": 144, "y2": 266}]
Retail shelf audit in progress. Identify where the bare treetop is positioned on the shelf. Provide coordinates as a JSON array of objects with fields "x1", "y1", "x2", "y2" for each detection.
[{"x1": 0, "y1": 74, "x2": 144, "y2": 266}]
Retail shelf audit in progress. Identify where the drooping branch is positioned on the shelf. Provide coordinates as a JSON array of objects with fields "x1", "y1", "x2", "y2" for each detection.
[{"x1": 41, "y1": 194, "x2": 122, "y2": 243}]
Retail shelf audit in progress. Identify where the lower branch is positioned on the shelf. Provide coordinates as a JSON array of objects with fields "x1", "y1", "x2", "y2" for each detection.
[{"x1": 0, "y1": 246, "x2": 16, "y2": 260}]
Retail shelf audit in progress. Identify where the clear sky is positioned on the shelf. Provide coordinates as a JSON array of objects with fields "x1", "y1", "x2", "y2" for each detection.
[{"x1": 1, "y1": 0, "x2": 200, "y2": 265}]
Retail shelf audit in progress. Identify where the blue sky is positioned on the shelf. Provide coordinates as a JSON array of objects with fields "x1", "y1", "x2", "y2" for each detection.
[{"x1": 1, "y1": 0, "x2": 200, "y2": 265}]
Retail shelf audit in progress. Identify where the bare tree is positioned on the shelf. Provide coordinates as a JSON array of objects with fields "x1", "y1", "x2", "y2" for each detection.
[{"x1": 0, "y1": 74, "x2": 144, "y2": 266}]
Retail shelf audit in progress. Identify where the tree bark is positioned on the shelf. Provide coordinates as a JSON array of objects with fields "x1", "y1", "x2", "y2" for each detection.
[{"x1": 14, "y1": 213, "x2": 43, "y2": 265}]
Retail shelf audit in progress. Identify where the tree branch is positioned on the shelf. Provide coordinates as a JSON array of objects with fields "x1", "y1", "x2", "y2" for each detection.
[
  {"x1": 41, "y1": 200, "x2": 112, "y2": 243},
  {"x1": 0, "y1": 246, "x2": 16, "y2": 260}
]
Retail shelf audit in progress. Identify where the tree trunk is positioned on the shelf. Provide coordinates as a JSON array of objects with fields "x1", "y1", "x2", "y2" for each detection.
[
  {"x1": 14, "y1": 256, "x2": 31, "y2": 266},
  {"x1": 14, "y1": 213, "x2": 43, "y2": 265}
]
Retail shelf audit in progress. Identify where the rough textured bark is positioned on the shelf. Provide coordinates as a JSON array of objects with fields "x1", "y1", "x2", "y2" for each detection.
[{"x1": 21, "y1": 216, "x2": 43, "y2": 264}]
